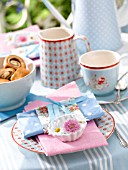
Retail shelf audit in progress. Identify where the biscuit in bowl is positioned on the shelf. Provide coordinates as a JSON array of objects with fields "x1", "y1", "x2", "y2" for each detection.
[
  {"x1": 0, "y1": 55, "x2": 36, "y2": 111},
  {"x1": 0, "y1": 78, "x2": 10, "y2": 83},
  {"x1": 0, "y1": 68, "x2": 15, "y2": 80},
  {"x1": 3, "y1": 55, "x2": 26, "y2": 69},
  {"x1": 11, "y1": 68, "x2": 30, "y2": 81}
]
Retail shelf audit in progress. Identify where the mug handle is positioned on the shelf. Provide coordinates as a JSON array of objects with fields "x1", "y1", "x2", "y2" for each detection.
[
  {"x1": 118, "y1": 53, "x2": 128, "y2": 81},
  {"x1": 120, "y1": 53, "x2": 128, "y2": 60},
  {"x1": 119, "y1": 53, "x2": 128, "y2": 71},
  {"x1": 73, "y1": 35, "x2": 91, "y2": 52}
]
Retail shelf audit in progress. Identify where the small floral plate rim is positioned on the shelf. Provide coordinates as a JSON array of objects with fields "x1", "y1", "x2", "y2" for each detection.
[{"x1": 11, "y1": 122, "x2": 44, "y2": 154}]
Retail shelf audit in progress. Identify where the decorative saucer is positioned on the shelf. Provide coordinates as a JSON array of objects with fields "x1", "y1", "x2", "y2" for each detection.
[{"x1": 76, "y1": 77, "x2": 128, "y2": 104}]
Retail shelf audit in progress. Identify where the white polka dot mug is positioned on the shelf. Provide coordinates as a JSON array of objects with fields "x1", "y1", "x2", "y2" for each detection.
[
  {"x1": 39, "y1": 27, "x2": 91, "y2": 89},
  {"x1": 79, "y1": 50, "x2": 127, "y2": 96}
]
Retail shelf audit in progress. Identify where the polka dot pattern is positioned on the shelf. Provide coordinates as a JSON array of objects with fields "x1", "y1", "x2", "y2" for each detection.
[
  {"x1": 40, "y1": 38, "x2": 80, "y2": 89},
  {"x1": 17, "y1": 110, "x2": 44, "y2": 138},
  {"x1": 87, "y1": 112, "x2": 92, "y2": 116},
  {"x1": 72, "y1": 0, "x2": 122, "y2": 54}
]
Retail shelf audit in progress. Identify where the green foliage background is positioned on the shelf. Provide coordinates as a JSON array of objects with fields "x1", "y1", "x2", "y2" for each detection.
[
  {"x1": 2, "y1": 0, "x2": 123, "y2": 32},
  {"x1": 2, "y1": 0, "x2": 71, "y2": 32}
]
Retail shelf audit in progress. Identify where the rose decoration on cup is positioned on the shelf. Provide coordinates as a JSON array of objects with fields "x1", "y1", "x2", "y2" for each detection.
[{"x1": 79, "y1": 50, "x2": 128, "y2": 96}]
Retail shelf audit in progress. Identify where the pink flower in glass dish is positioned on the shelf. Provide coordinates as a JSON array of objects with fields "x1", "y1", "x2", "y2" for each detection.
[{"x1": 64, "y1": 119, "x2": 80, "y2": 133}]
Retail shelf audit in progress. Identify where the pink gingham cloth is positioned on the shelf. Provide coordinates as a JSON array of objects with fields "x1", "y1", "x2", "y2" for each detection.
[{"x1": 25, "y1": 81, "x2": 108, "y2": 156}]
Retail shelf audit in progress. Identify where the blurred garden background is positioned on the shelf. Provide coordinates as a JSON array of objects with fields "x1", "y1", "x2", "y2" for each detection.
[
  {"x1": 0, "y1": 0, "x2": 124, "y2": 33},
  {"x1": 0, "y1": 0, "x2": 71, "y2": 32}
]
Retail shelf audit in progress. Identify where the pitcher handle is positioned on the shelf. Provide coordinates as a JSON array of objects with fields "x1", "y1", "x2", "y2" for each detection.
[
  {"x1": 118, "y1": 52, "x2": 128, "y2": 74},
  {"x1": 73, "y1": 35, "x2": 91, "y2": 52}
]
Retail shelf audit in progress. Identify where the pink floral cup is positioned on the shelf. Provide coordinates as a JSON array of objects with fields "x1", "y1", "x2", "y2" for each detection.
[
  {"x1": 79, "y1": 50, "x2": 126, "y2": 96},
  {"x1": 39, "y1": 27, "x2": 90, "y2": 88}
]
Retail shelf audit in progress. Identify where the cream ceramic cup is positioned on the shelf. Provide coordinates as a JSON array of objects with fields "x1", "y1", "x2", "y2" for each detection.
[{"x1": 79, "y1": 50, "x2": 123, "y2": 96}]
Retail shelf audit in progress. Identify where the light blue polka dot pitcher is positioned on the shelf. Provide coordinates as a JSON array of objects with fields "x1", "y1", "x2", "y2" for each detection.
[
  {"x1": 42, "y1": 0, "x2": 122, "y2": 54},
  {"x1": 72, "y1": 0, "x2": 122, "y2": 54}
]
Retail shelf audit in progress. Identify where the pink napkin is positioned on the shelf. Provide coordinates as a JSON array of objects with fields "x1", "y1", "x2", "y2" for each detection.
[
  {"x1": 0, "y1": 25, "x2": 40, "y2": 54},
  {"x1": 24, "y1": 81, "x2": 82, "y2": 111},
  {"x1": 25, "y1": 81, "x2": 108, "y2": 156},
  {"x1": 37, "y1": 120, "x2": 107, "y2": 156}
]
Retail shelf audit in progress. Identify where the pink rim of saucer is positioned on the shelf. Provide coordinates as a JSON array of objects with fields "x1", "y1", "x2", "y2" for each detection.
[
  {"x1": 96, "y1": 108, "x2": 115, "y2": 139},
  {"x1": 80, "y1": 61, "x2": 119, "y2": 70},
  {"x1": 11, "y1": 123, "x2": 44, "y2": 154},
  {"x1": 105, "y1": 109, "x2": 115, "y2": 139}
]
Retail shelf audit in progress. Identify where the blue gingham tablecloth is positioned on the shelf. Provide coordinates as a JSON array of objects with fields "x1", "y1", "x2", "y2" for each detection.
[{"x1": 1, "y1": 33, "x2": 128, "y2": 170}]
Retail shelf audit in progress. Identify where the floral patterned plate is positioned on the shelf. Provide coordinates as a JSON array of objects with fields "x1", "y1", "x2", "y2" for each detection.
[
  {"x1": 11, "y1": 122, "x2": 44, "y2": 154},
  {"x1": 11, "y1": 109, "x2": 115, "y2": 154},
  {"x1": 95, "y1": 109, "x2": 115, "y2": 139}
]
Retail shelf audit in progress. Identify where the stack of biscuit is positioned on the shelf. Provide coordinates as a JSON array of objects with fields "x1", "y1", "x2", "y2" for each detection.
[{"x1": 0, "y1": 55, "x2": 30, "y2": 83}]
